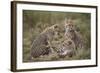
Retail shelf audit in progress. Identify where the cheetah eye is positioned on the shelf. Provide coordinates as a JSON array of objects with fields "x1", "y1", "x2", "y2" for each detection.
[
  {"x1": 71, "y1": 25, "x2": 73, "y2": 27},
  {"x1": 63, "y1": 43, "x2": 65, "y2": 46},
  {"x1": 68, "y1": 25, "x2": 71, "y2": 27}
]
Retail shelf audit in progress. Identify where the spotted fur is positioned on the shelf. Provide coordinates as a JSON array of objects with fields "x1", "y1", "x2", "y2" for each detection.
[
  {"x1": 64, "y1": 18, "x2": 85, "y2": 50},
  {"x1": 30, "y1": 25, "x2": 59, "y2": 59}
]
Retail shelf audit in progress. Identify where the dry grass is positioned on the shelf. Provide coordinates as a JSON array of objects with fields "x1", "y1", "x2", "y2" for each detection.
[{"x1": 23, "y1": 11, "x2": 91, "y2": 62}]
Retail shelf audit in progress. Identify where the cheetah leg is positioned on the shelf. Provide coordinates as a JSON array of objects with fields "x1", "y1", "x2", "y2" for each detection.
[{"x1": 47, "y1": 40, "x2": 55, "y2": 53}]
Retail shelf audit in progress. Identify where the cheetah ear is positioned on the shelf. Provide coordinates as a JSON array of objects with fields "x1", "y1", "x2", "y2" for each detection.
[{"x1": 54, "y1": 25, "x2": 58, "y2": 29}]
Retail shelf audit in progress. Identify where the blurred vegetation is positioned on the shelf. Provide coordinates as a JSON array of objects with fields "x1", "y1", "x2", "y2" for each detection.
[{"x1": 23, "y1": 10, "x2": 91, "y2": 62}]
